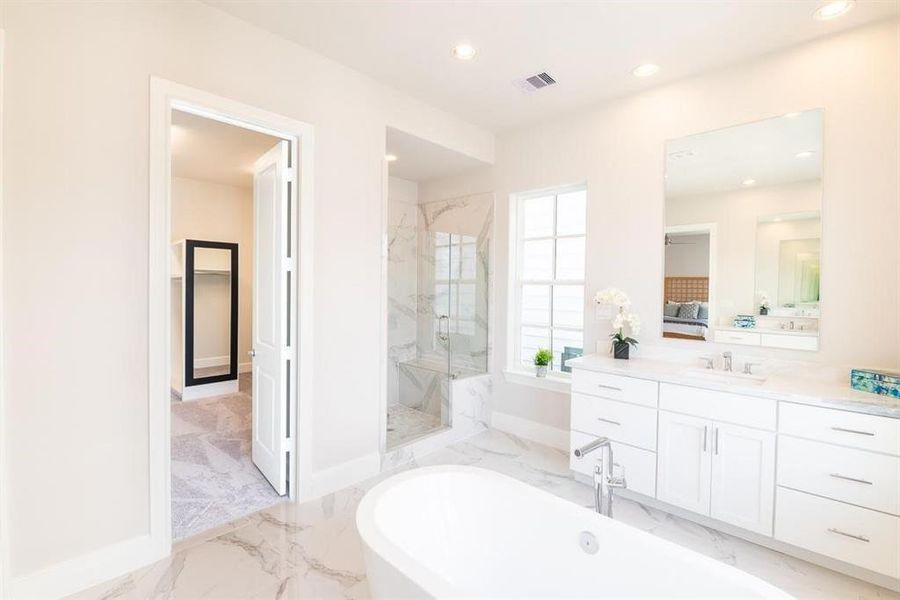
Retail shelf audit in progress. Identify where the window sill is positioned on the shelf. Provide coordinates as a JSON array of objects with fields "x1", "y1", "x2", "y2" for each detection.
[{"x1": 502, "y1": 369, "x2": 572, "y2": 394}]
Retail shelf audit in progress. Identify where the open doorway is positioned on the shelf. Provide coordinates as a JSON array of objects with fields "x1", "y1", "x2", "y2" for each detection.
[
  {"x1": 168, "y1": 110, "x2": 288, "y2": 540},
  {"x1": 662, "y1": 225, "x2": 715, "y2": 341}
]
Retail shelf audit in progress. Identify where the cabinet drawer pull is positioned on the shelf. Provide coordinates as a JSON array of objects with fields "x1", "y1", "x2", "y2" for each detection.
[
  {"x1": 827, "y1": 528, "x2": 870, "y2": 543},
  {"x1": 713, "y1": 426, "x2": 719, "y2": 455},
  {"x1": 703, "y1": 425, "x2": 708, "y2": 452},
  {"x1": 597, "y1": 384, "x2": 622, "y2": 392},
  {"x1": 830, "y1": 426, "x2": 875, "y2": 437},
  {"x1": 828, "y1": 473, "x2": 873, "y2": 485},
  {"x1": 597, "y1": 417, "x2": 621, "y2": 426}
]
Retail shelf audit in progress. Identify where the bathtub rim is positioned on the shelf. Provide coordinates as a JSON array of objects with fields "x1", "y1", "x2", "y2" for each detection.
[{"x1": 355, "y1": 465, "x2": 792, "y2": 599}]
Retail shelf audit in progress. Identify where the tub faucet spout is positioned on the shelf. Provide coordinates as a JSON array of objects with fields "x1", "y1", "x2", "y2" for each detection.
[{"x1": 573, "y1": 437, "x2": 627, "y2": 518}]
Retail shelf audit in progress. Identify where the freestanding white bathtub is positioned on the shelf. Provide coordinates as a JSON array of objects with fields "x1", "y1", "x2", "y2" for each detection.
[{"x1": 356, "y1": 466, "x2": 792, "y2": 599}]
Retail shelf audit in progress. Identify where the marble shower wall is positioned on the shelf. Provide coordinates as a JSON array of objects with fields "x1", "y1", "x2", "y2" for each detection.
[
  {"x1": 386, "y1": 178, "x2": 419, "y2": 407},
  {"x1": 416, "y1": 193, "x2": 493, "y2": 374}
]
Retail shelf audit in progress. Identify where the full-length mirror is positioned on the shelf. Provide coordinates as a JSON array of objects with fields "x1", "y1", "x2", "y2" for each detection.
[
  {"x1": 663, "y1": 109, "x2": 822, "y2": 351},
  {"x1": 186, "y1": 240, "x2": 239, "y2": 383}
]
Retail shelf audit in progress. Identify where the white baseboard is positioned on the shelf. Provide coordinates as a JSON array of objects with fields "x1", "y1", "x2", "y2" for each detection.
[
  {"x1": 180, "y1": 379, "x2": 239, "y2": 401},
  {"x1": 9, "y1": 534, "x2": 166, "y2": 600},
  {"x1": 491, "y1": 411, "x2": 569, "y2": 451},
  {"x1": 307, "y1": 452, "x2": 380, "y2": 500}
]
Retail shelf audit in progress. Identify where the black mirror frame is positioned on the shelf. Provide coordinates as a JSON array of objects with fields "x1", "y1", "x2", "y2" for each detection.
[{"x1": 184, "y1": 239, "x2": 239, "y2": 386}]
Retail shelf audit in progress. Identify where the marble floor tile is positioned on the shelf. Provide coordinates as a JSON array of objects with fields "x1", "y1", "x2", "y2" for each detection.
[
  {"x1": 170, "y1": 374, "x2": 283, "y2": 541},
  {"x1": 71, "y1": 429, "x2": 899, "y2": 600},
  {"x1": 385, "y1": 403, "x2": 444, "y2": 448}
]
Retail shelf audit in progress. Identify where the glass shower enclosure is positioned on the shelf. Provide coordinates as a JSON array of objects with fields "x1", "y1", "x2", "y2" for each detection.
[{"x1": 386, "y1": 194, "x2": 492, "y2": 449}]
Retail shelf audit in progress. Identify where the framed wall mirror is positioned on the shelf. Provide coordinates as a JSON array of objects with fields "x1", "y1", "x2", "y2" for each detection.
[
  {"x1": 663, "y1": 109, "x2": 823, "y2": 351},
  {"x1": 185, "y1": 239, "x2": 240, "y2": 385}
]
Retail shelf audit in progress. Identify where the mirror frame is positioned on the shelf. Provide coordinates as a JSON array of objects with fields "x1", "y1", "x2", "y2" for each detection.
[{"x1": 184, "y1": 239, "x2": 239, "y2": 386}]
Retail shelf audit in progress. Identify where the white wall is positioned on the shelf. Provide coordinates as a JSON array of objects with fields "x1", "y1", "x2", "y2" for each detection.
[
  {"x1": 171, "y1": 177, "x2": 254, "y2": 374},
  {"x1": 0, "y1": 0, "x2": 493, "y2": 584},
  {"x1": 664, "y1": 234, "x2": 710, "y2": 277},
  {"x1": 421, "y1": 19, "x2": 900, "y2": 431}
]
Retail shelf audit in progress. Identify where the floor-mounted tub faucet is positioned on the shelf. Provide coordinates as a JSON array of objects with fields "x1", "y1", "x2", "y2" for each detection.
[{"x1": 573, "y1": 437, "x2": 627, "y2": 517}]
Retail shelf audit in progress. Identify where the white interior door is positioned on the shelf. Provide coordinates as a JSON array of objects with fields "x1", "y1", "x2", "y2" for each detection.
[
  {"x1": 657, "y1": 411, "x2": 712, "y2": 515},
  {"x1": 251, "y1": 140, "x2": 291, "y2": 495},
  {"x1": 710, "y1": 422, "x2": 776, "y2": 535}
]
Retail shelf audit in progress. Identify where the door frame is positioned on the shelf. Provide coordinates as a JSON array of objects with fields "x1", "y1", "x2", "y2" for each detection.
[{"x1": 148, "y1": 77, "x2": 315, "y2": 555}]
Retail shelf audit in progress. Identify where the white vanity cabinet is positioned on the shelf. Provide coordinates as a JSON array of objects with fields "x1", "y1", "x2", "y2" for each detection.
[
  {"x1": 656, "y1": 384, "x2": 776, "y2": 535},
  {"x1": 774, "y1": 402, "x2": 900, "y2": 580},
  {"x1": 569, "y1": 370, "x2": 659, "y2": 498},
  {"x1": 568, "y1": 360, "x2": 900, "y2": 589}
]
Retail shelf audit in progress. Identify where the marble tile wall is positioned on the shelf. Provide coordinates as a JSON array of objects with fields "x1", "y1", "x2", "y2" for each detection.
[
  {"x1": 416, "y1": 193, "x2": 493, "y2": 375},
  {"x1": 386, "y1": 188, "x2": 418, "y2": 408},
  {"x1": 382, "y1": 372, "x2": 490, "y2": 470}
]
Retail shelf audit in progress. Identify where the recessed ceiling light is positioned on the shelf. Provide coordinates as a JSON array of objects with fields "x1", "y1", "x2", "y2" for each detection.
[
  {"x1": 783, "y1": 112, "x2": 802, "y2": 118},
  {"x1": 742, "y1": 178, "x2": 757, "y2": 186},
  {"x1": 795, "y1": 150, "x2": 815, "y2": 159},
  {"x1": 814, "y1": 0, "x2": 855, "y2": 20},
  {"x1": 452, "y1": 43, "x2": 476, "y2": 60},
  {"x1": 632, "y1": 63, "x2": 660, "y2": 78},
  {"x1": 385, "y1": 154, "x2": 398, "y2": 162}
]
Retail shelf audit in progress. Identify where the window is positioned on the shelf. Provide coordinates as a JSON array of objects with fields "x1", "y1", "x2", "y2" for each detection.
[
  {"x1": 434, "y1": 232, "x2": 477, "y2": 338},
  {"x1": 511, "y1": 186, "x2": 586, "y2": 374}
]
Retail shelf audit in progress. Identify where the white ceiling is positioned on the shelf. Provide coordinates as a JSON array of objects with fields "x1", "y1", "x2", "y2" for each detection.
[
  {"x1": 665, "y1": 109, "x2": 823, "y2": 198},
  {"x1": 204, "y1": 1, "x2": 899, "y2": 132},
  {"x1": 171, "y1": 110, "x2": 281, "y2": 188},
  {"x1": 387, "y1": 127, "x2": 490, "y2": 183}
]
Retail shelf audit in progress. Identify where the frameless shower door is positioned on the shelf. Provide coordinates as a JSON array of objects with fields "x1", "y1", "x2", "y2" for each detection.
[{"x1": 386, "y1": 193, "x2": 492, "y2": 450}]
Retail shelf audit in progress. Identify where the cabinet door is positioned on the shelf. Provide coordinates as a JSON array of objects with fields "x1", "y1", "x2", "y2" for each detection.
[
  {"x1": 710, "y1": 422, "x2": 775, "y2": 535},
  {"x1": 657, "y1": 411, "x2": 712, "y2": 514}
]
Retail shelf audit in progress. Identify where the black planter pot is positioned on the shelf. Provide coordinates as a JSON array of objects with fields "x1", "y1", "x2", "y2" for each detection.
[
  {"x1": 613, "y1": 341, "x2": 630, "y2": 360},
  {"x1": 760, "y1": 307, "x2": 769, "y2": 315}
]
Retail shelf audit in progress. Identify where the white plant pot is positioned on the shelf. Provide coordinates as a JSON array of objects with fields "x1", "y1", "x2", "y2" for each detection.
[{"x1": 535, "y1": 365, "x2": 548, "y2": 378}]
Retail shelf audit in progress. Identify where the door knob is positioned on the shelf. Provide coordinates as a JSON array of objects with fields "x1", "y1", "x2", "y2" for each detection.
[{"x1": 248, "y1": 348, "x2": 256, "y2": 358}]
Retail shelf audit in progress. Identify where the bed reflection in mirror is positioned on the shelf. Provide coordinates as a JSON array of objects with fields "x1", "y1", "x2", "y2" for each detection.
[{"x1": 663, "y1": 109, "x2": 822, "y2": 350}]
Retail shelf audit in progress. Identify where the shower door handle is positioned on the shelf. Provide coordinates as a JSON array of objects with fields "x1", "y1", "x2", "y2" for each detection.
[{"x1": 438, "y1": 315, "x2": 450, "y2": 342}]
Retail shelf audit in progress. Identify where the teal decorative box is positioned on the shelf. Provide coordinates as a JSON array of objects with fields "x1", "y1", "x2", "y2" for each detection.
[{"x1": 850, "y1": 369, "x2": 900, "y2": 398}]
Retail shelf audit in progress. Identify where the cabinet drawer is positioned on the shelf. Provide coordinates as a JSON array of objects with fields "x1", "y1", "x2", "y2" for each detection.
[
  {"x1": 778, "y1": 436, "x2": 900, "y2": 515},
  {"x1": 714, "y1": 330, "x2": 760, "y2": 345},
  {"x1": 570, "y1": 430, "x2": 656, "y2": 497},
  {"x1": 775, "y1": 487, "x2": 900, "y2": 578},
  {"x1": 659, "y1": 383, "x2": 776, "y2": 430},
  {"x1": 571, "y1": 369, "x2": 658, "y2": 408},
  {"x1": 571, "y1": 394, "x2": 657, "y2": 451},
  {"x1": 760, "y1": 333, "x2": 818, "y2": 351},
  {"x1": 779, "y1": 402, "x2": 900, "y2": 456}
]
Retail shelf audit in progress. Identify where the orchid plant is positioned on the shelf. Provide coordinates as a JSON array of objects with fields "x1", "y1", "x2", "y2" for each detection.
[{"x1": 595, "y1": 287, "x2": 641, "y2": 351}]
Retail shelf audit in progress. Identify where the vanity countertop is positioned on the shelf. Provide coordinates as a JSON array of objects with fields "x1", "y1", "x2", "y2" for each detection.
[
  {"x1": 715, "y1": 326, "x2": 818, "y2": 337},
  {"x1": 566, "y1": 354, "x2": 900, "y2": 419}
]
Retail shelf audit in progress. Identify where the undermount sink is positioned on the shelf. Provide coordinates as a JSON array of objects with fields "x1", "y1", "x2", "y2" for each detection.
[{"x1": 684, "y1": 368, "x2": 767, "y2": 386}]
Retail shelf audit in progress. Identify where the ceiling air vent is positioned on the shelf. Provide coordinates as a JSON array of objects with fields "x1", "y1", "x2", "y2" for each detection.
[{"x1": 513, "y1": 72, "x2": 557, "y2": 94}]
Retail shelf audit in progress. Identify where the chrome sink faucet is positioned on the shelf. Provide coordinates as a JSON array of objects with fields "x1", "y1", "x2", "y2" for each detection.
[
  {"x1": 573, "y1": 437, "x2": 627, "y2": 517},
  {"x1": 722, "y1": 351, "x2": 733, "y2": 372}
]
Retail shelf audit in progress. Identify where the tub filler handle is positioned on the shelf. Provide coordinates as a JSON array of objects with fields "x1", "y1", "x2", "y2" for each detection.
[{"x1": 573, "y1": 437, "x2": 627, "y2": 518}]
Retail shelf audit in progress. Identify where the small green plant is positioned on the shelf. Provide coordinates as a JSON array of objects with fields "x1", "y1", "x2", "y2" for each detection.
[{"x1": 533, "y1": 348, "x2": 552, "y2": 367}]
